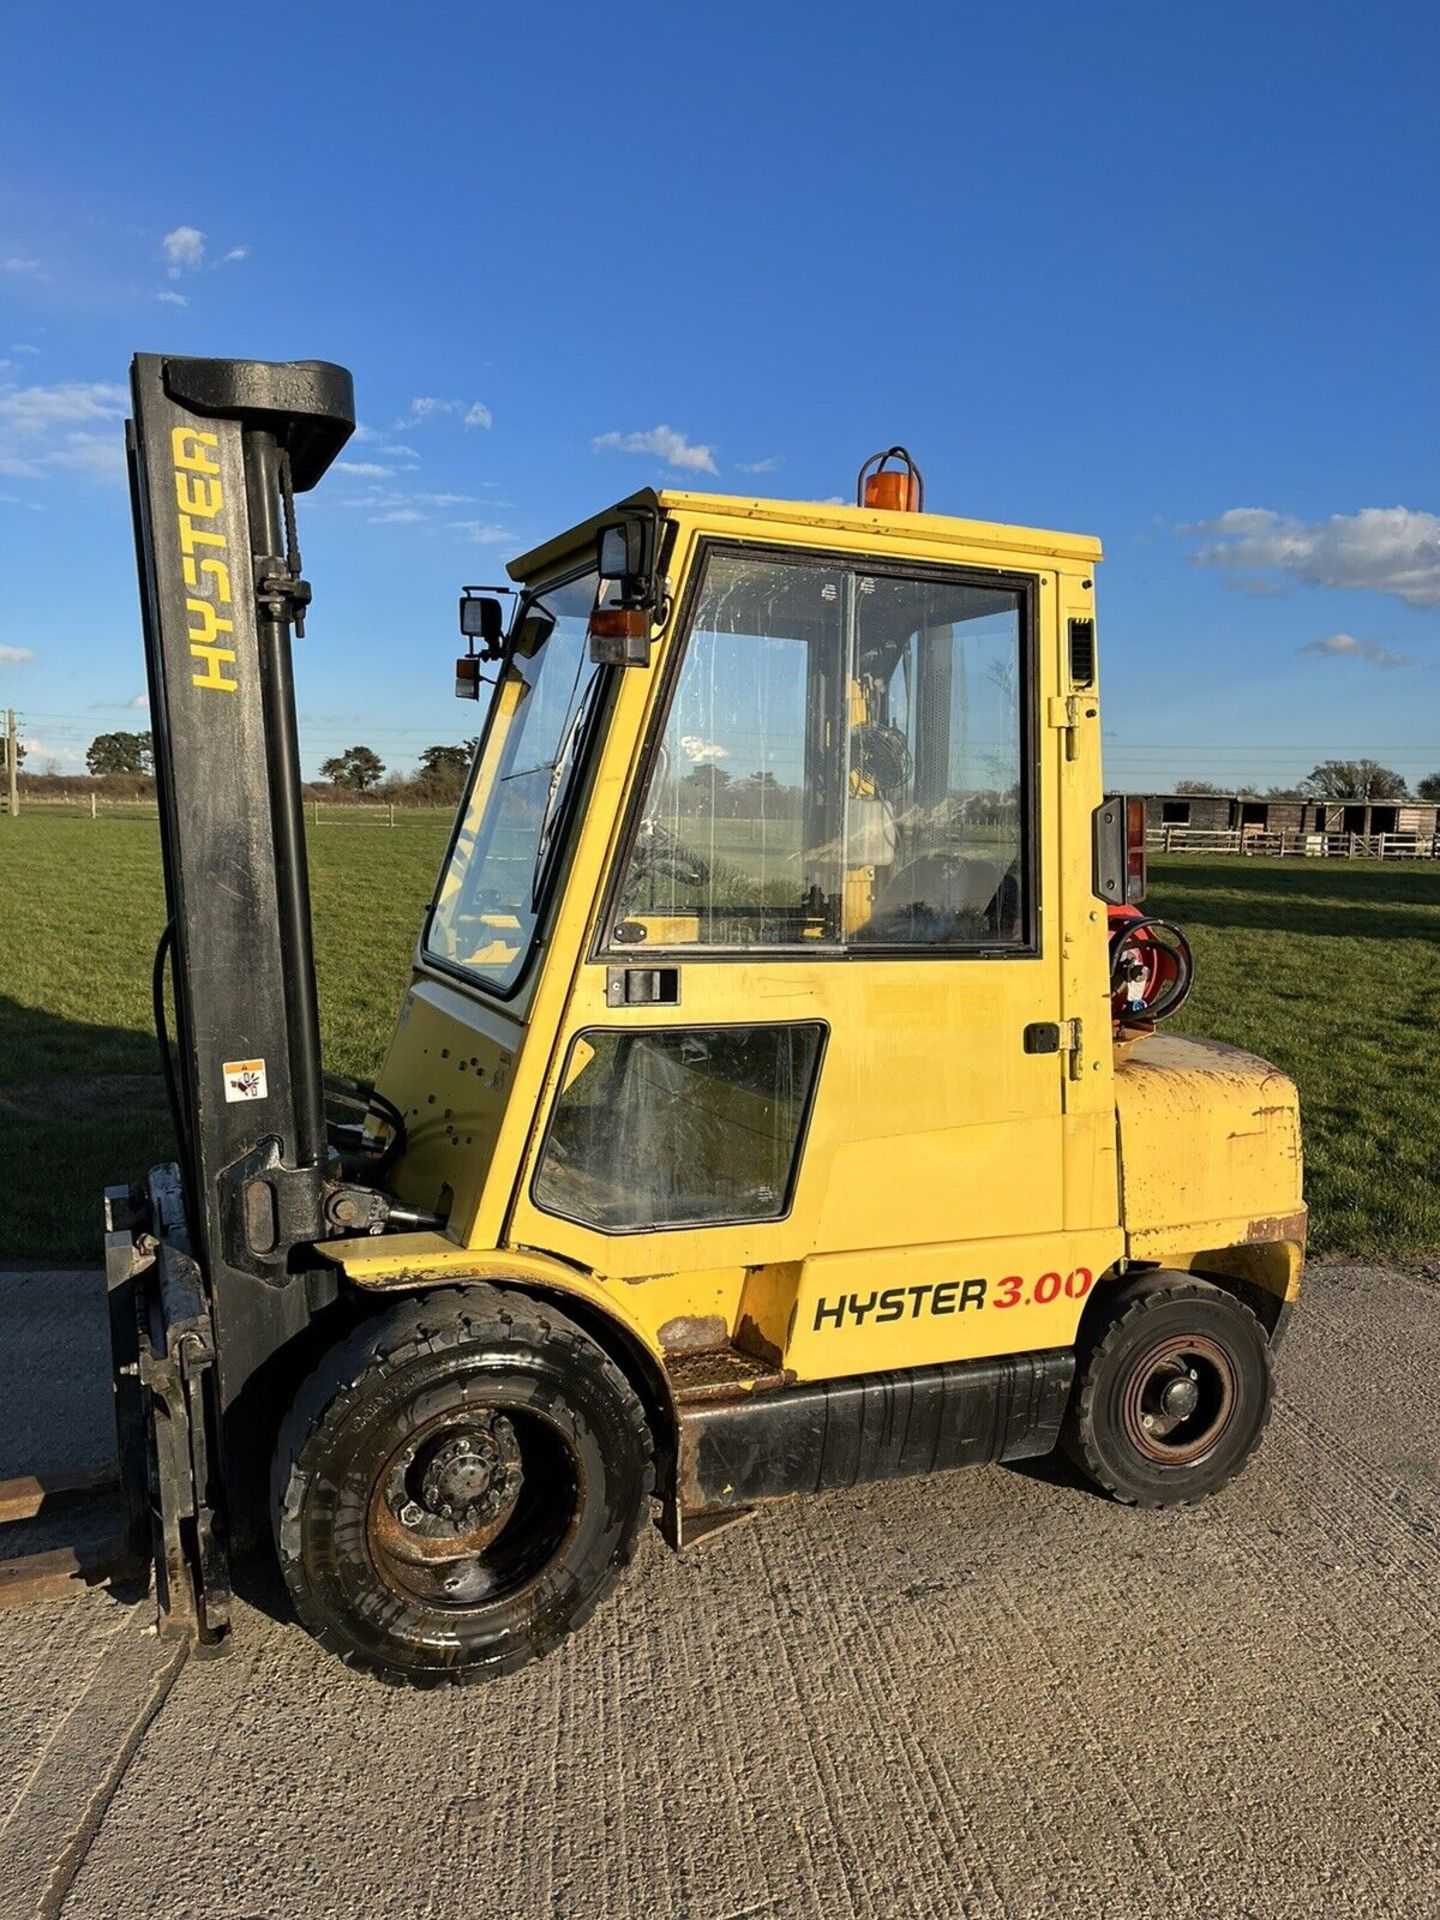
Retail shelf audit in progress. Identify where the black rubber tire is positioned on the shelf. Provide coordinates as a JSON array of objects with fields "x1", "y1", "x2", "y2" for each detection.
[
  {"x1": 1061, "y1": 1273, "x2": 1273, "y2": 1508},
  {"x1": 271, "y1": 1286, "x2": 653, "y2": 1687}
]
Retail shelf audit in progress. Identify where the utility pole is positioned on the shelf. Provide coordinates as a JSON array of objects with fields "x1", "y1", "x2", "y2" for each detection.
[{"x1": 4, "y1": 708, "x2": 16, "y2": 820}]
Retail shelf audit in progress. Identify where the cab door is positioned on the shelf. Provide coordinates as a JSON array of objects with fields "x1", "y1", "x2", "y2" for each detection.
[{"x1": 505, "y1": 540, "x2": 1118, "y2": 1379}]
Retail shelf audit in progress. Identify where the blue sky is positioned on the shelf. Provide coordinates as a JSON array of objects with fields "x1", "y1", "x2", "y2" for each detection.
[{"x1": 2, "y1": 0, "x2": 1437, "y2": 788}]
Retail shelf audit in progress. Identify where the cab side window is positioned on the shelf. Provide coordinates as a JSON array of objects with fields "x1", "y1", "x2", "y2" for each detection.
[
  {"x1": 610, "y1": 552, "x2": 847, "y2": 948},
  {"x1": 609, "y1": 550, "x2": 1033, "y2": 955},
  {"x1": 851, "y1": 574, "x2": 1028, "y2": 949}
]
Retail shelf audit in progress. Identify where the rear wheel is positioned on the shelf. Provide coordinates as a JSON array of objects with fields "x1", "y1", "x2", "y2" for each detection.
[
  {"x1": 272, "y1": 1287, "x2": 652, "y2": 1687},
  {"x1": 1062, "y1": 1274, "x2": 1272, "y2": 1507}
]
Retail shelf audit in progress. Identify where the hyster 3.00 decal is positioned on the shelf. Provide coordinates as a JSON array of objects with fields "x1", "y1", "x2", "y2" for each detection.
[{"x1": 812, "y1": 1267, "x2": 1093, "y2": 1332}]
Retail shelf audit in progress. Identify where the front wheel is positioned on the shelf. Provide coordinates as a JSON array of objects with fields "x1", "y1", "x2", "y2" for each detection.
[
  {"x1": 1062, "y1": 1274, "x2": 1273, "y2": 1507},
  {"x1": 272, "y1": 1287, "x2": 653, "y2": 1687}
]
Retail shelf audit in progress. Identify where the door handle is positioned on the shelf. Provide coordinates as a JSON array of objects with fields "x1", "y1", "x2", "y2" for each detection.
[{"x1": 606, "y1": 966, "x2": 680, "y2": 1008}]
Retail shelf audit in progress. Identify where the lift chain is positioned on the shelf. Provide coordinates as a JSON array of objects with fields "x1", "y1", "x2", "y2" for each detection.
[{"x1": 255, "y1": 449, "x2": 313, "y2": 637}]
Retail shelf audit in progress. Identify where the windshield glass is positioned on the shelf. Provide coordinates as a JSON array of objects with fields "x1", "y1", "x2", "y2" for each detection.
[{"x1": 426, "y1": 566, "x2": 603, "y2": 994}]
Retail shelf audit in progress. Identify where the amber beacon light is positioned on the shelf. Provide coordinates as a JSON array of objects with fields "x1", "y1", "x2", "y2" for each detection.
[{"x1": 856, "y1": 445, "x2": 925, "y2": 512}]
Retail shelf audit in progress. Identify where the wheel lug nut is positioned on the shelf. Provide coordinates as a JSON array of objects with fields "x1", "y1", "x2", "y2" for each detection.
[
  {"x1": 1142, "y1": 1413, "x2": 1155, "y2": 1430},
  {"x1": 399, "y1": 1501, "x2": 424, "y2": 1526}
]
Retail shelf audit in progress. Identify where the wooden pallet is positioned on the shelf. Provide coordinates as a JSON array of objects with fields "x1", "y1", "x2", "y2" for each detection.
[{"x1": 0, "y1": 1469, "x2": 137, "y2": 1607}]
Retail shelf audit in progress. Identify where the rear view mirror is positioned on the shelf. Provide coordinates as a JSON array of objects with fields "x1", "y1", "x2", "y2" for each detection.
[
  {"x1": 597, "y1": 519, "x2": 654, "y2": 582},
  {"x1": 592, "y1": 510, "x2": 663, "y2": 667},
  {"x1": 459, "y1": 593, "x2": 505, "y2": 657},
  {"x1": 514, "y1": 606, "x2": 556, "y2": 660}
]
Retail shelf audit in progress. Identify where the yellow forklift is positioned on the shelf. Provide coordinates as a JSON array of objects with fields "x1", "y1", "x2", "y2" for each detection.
[{"x1": 104, "y1": 359, "x2": 1304, "y2": 1686}]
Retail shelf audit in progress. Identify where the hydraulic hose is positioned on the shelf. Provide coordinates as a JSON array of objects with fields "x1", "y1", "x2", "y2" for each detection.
[{"x1": 151, "y1": 919, "x2": 186, "y2": 1155}]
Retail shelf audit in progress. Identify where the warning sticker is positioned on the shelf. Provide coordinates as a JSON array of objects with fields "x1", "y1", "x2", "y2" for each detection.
[{"x1": 223, "y1": 1058, "x2": 268, "y2": 1103}]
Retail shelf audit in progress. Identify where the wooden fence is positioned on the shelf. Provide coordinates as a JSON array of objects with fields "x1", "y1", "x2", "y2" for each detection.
[
  {"x1": 1148, "y1": 826, "x2": 1440, "y2": 861},
  {"x1": 13, "y1": 795, "x2": 1440, "y2": 861},
  {"x1": 9, "y1": 795, "x2": 453, "y2": 827}
]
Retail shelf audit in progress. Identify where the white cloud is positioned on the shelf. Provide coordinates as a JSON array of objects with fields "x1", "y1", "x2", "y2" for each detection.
[
  {"x1": 162, "y1": 225, "x2": 205, "y2": 277},
  {"x1": 0, "y1": 381, "x2": 129, "y2": 480},
  {"x1": 368, "y1": 508, "x2": 425, "y2": 524},
  {"x1": 0, "y1": 381, "x2": 128, "y2": 433},
  {"x1": 44, "y1": 432, "x2": 126, "y2": 480},
  {"x1": 0, "y1": 644, "x2": 35, "y2": 665},
  {"x1": 736, "y1": 457, "x2": 780, "y2": 474},
  {"x1": 401, "y1": 396, "x2": 493, "y2": 430},
  {"x1": 2, "y1": 258, "x2": 43, "y2": 276},
  {"x1": 218, "y1": 246, "x2": 249, "y2": 265},
  {"x1": 333, "y1": 460, "x2": 394, "y2": 478},
  {"x1": 591, "y1": 425, "x2": 717, "y2": 474},
  {"x1": 341, "y1": 489, "x2": 473, "y2": 514},
  {"x1": 129, "y1": 691, "x2": 149, "y2": 709},
  {"x1": 680, "y1": 734, "x2": 728, "y2": 764},
  {"x1": 21, "y1": 737, "x2": 81, "y2": 772},
  {"x1": 1191, "y1": 506, "x2": 1440, "y2": 611},
  {"x1": 1299, "y1": 632, "x2": 1424, "y2": 671},
  {"x1": 157, "y1": 288, "x2": 188, "y2": 307},
  {"x1": 447, "y1": 520, "x2": 516, "y2": 545},
  {"x1": 11, "y1": 343, "x2": 42, "y2": 357}
]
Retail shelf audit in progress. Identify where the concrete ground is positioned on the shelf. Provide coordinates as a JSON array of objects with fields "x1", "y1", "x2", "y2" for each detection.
[{"x1": 1, "y1": 1263, "x2": 1437, "y2": 1920}]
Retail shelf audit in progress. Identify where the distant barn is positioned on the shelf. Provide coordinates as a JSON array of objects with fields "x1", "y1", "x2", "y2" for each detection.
[{"x1": 1140, "y1": 793, "x2": 1440, "y2": 856}]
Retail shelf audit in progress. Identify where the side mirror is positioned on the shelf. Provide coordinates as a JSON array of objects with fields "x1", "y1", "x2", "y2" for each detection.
[
  {"x1": 592, "y1": 511, "x2": 663, "y2": 667},
  {"x1": 513, "y1": 605, "x2": 556, "y2": 660},
  {"x1": 459, "y1": 593, "x2": 505, "y2": 657},
  {"x1": 597, "y1": 518, "x2": 655, "y2": 582}
]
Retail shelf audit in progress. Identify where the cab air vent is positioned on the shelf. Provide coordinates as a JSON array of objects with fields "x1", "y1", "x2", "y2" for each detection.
[{"x1": 1068, "y1": 617, "x2": 1096, "y2": 689}]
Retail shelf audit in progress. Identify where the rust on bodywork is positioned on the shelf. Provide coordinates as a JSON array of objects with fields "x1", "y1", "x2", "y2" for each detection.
[
  {"x1": 658, "y1": 1313, "x2": 729, "y2": 1356},
  {"x1": 734, "y1": 1313, "x2": 783, "y2": 1369},
  {"x1": 1243, "y1": 1209, "x2": 1308, "y2": 1247}
]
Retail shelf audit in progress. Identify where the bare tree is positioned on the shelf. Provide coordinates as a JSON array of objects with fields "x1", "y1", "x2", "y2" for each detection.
[{"x1": 1301, "y1": 759, "x2": 1408, "y2": 801}]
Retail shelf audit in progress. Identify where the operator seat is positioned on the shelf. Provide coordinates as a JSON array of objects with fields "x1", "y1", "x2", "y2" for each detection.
[{"x1": 864, "y1": 854, "x2": 1010, "y2": 943}]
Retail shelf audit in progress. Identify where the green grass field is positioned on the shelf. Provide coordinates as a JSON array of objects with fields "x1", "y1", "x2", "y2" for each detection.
[
  {"x1": 3, "y1": 814, "x2": 1437, "y2": 1263},
  {"x1": 1, "y1": 814, "x2": 449, "y2": 1262}
]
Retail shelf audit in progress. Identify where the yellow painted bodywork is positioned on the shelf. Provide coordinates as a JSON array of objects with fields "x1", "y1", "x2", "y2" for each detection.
[
  {"x1": 1116, "y1": 1031, "x2": 1306, "y2": 1299},
  {"x1": 343, "y1": 488, "x2": 1304, "y2": 1400}
]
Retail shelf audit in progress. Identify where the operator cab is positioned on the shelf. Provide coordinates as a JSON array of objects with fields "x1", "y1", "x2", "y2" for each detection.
[{"x1": 432, "y1": 492, "x2": 1034, "y2": 995}]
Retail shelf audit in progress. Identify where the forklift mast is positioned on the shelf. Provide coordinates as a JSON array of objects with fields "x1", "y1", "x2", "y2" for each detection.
[{"x1": 120, "y1": 356, "x2": 354, "y2": 1613}]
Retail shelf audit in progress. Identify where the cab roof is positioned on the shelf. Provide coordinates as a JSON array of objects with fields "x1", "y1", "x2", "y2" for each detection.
[{"x1": 507, "y1": 487, "x2": 1103, "y2": 582}]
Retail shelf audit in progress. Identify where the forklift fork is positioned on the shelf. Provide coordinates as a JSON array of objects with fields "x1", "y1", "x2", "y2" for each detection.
[{"x1": 105, "y1": 1171, "x2": 229, "y2": 1643}]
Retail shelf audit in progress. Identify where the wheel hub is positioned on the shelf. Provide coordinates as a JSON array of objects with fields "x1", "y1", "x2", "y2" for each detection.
[
  {"x1": 368, "y1": 1413, "x2": 524, "y2": 1605},
  {"x1": 1159, "y1": 1374, "x2": 1200, "y2": 1421},
  {"x1": 1122, "y1": 1332, "x2": 1236, "y2": 1465},
  {"x1": 421, "y1": 1430, "x2": 510, "y2": 1524}
]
